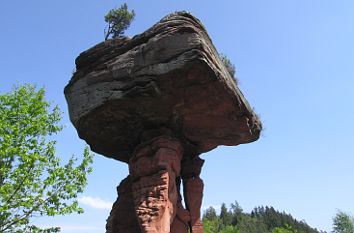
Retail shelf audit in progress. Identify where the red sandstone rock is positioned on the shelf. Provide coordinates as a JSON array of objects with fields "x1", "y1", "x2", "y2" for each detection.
[
  {"x1": 64, "y1": 12, "x2": 261, "y2": 163},
  {"x1": 184, "y1": 177, "x2": 204, "y2": 232},
  {"x1": 129, "y1": 136, "x2": 183, "y2": 233},
  {"x1": 170, "y1": 202, "x2": 190, "y2": 233},
  {"x1": 182, "y1": 156, "x2": 205, "y2": 232},
  {"x1": 64, "y1": 11, "x2": 262, "y2": 233},
  {"x1": 106, "y1": 176, "x2": 141, "y2": 233},
  {"x1": 170, "y1": 177, "x2": 190, "y2": 233}
]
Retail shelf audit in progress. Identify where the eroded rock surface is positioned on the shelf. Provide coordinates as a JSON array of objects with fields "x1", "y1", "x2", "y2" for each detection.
[
  {"x1": 106, "y1": 176, "x2": 140, "y2": 233},
  {"x1": 65, "y1": 11, "x2": 261, "y2": 163},
  {"x1": 65, "y1": 11, "x2": 262, "y2": 233},
  {"x1": 129, "y1": 135, "x2": 182, "y2": 233},
  {"x1": 106, "y1": 134, "x2": 205, "y2": 233},
  {"x1": 182, "y1": 156, "x2": 204, "y2": 232}
]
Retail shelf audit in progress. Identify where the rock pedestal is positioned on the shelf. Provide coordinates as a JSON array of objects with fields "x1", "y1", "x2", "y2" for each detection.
[
  {"x1": 65, "y1": 11, "x2": 261, "y2": 233},
  {"x1": 129, "y1": 135, "x2": 182, "y2": 233},
  {"x1": 106, "y1": 134, "x2": 205, "y2": 233}
]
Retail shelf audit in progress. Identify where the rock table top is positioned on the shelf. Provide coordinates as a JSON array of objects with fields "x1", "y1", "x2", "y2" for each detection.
[{"x1": 64, "y1": 12, "x2": 262, "y2": 163}]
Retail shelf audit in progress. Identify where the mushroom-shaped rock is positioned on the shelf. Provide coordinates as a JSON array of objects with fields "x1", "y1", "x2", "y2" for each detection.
[
  {"x1": 64, "y1": 12, "x2": 261, "y2": 163},
  {"x1": 65, "y1": 12, "x2": 261, "y2": 233}
]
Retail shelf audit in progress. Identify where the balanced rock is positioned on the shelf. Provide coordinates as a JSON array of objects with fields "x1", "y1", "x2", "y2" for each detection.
[{"x1": 65, "y1": 11, "x2": 261, "y2": 233}]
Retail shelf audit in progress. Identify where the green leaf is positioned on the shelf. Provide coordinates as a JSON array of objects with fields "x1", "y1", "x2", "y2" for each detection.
[{"x1": 0, "y1": 84, "x2": 93, "y2": 232}]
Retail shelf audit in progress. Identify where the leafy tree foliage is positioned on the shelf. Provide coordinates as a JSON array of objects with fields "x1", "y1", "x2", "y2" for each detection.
[
  {"x1": 238, "y1": 214, "x2": 269, "y2": 233},
  {"x1": 204, "y1": 218, "x2": 222, "y2": 233},
  {"x1": 219, "y1": 225, "x2": 239, "y2": 233},
  {"x1": 104, "y1": 3, "x2": 135, "y2": 40},
  {"x1": 204, "y1": 206, "x2": 218, "y2": 221},
  {"x1": 0, "y1": 84, "x2": 93, "y2": 232},
  {"x1": 272, "y1": 224, "x2": 298, "y2": 233},
  {"x1": 220, "y1": 203, "x2": 233, "y2": 227},
  {"x1": 202, "y1": 201, "x2": 321, "y2": 233},
  {"x1": 230, "y1": 201, "x2": 243, "y2": 226},
  {"x1": 332, "y1": 210, "x2": 354, "y2": 233}
]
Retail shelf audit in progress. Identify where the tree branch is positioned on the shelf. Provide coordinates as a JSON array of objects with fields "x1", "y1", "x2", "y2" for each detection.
[
  {"x1": 4, "y1": 165, "x2": 34, "y2": 205},
  {"x1": 1, "y1": 187, "x2": 59, "y2": 232},
  {"x1": 105, "y1": 24, "x2": 113, "y2": 41}
]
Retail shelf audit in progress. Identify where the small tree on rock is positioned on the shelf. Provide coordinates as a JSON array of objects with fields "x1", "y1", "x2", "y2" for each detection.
[
  {"x1": 219, "y1": 53, "x2": 237, "y2": 84},
  {"x1": 104, "y1": 3, "x2": 135, "y2": 40}
]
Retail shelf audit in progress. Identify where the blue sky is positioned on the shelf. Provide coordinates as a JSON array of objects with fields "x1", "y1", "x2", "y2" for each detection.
[{"x1": 1, "y1": 1, "x2": 354, "y2": 232}]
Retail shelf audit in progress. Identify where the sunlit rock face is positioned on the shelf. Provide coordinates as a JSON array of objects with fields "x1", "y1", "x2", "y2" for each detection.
[{"x1": 65, "y1": 11, "x2": 261, "y2": 233}]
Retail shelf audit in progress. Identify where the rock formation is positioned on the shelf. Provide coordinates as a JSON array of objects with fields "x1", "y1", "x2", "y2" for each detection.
[{"x1": 65, "y1": 11, "x2": 261, "y2": 233}]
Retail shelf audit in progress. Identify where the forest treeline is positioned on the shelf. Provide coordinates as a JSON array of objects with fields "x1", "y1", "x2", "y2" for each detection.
[{"x1": 202, "y1": 202, "x2": 327, "y2": 233}]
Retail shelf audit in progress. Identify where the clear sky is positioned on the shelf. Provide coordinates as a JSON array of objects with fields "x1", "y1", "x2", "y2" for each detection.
[{"x1": 1, "y1": 1, "x2": 354, "y2": 232}]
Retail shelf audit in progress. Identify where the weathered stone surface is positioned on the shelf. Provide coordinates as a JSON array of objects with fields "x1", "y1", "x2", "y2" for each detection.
[
  {"x1": 106, "y1": 176, "x2": 141, "y2": 233},
  {"x1": 128, "y1": 135, "x2": 206, "y2": 233},
  {"x1": 170, "y1": 201, "x2": 190, "y2": 233},
  {"x1": 105, "y1": 135, "x2": 206, "y2": 233},
  {"x1": 129, "y1": 135, "x2": 183, "y2": 233},
  {"x1": 65, "y1": 11, "x2": 262, "y2": 233},
  {"x1": 182, "y1": 156, "x2": 204, "y2": 232},
  {"x1": 64, "y1": 11, "x2": 261, "y2": 163}
]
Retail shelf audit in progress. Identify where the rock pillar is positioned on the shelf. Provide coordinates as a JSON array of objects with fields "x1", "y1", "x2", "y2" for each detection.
[
  {"x1": 106, "y1": 176, "x2": 140, "y2": 233},
  {"x1": 182, "y1": 156, "x2": 205, "y2": 233},
  {"x1": 170, "y1": 175, "x2": 190, "y2": 233},
  {"x1": 106, "y1": 136, "x2": 206, "y2": 233},
  {"x1": 129, "y1": 135, "x2": 183, "y2": 233}
]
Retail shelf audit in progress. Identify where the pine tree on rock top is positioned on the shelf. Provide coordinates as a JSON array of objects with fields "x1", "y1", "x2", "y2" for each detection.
[{"x1": 104, "y1": 3, "x2": 135, "y2": 40}]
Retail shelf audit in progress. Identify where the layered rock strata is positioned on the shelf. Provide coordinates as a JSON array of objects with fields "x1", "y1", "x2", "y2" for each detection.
[{"x1": 65, "y1": 11, "x2": 261, "y2": 233}]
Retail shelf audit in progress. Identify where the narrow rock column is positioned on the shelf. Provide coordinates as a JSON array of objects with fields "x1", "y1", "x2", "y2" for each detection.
[
  {"x1": 106, "y1": 176, "x2": 140, "y2": 233},
  {"x1": 129, "y1": 135, "x2": 183, "y2": 233},
  {"x1": 182, "y1": 156, "x2": 205, "y2": 233},
  {"x1": 170, "y1": 177, "x2": 190, "y2": 233}
]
